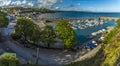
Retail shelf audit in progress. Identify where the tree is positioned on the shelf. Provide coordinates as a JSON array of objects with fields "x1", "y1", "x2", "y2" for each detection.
[
  {"x1": 29, "y1": 25, "x2": 42, "y2": 44},
  {"x1": 42, "y1": 25, "x2": 56, "y2": 48},
  {"x1": 14, "y1": 17, "x2": 36, "y2": 43},
  {"x1": 0, "y1": 54, "x2": 19, "y2": 66},
  {"x1": 56, "y1": 20, "x2": 76, "y2": 49},
  {"x1": 0, "y1": 11, "x2": 9, "y2": 27}
]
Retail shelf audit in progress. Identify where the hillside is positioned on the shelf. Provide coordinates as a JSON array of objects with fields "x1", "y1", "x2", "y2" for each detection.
[{"x1": 67, "y1": 19, "x2": 120, "y2": 66}]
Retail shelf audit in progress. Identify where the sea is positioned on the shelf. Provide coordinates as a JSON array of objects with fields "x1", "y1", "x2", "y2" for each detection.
[{"x1": 39, "y1": 11, "x2": 120, "y2": 45}]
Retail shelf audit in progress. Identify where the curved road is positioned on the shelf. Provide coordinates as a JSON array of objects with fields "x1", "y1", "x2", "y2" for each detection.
[{"x1": 0, "y1": 28, "x2": 47, "y2": 65}]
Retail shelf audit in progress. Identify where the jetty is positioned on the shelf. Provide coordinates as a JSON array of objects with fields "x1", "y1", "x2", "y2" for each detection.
[{"x1": 99, "y1": 17, "x2": 119, "y2": 21}]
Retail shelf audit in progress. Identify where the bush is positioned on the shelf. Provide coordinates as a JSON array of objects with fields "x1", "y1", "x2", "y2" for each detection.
[
  {"x1": 103, "y1": 29, "x2": 117, "y2": 44},
  {"x1": 0, "y1": 54, "x2": 19, "y2": 66},
  {"x1": 116, "y1": 19, "x2": 120, "y2": 28}
]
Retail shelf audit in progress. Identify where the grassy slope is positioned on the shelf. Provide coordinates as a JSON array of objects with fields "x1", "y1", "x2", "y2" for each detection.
[
  {"x1": 102, "y1": 29, "x2": 120, "y2": 66},
  {"x1": 67, "y1": 20, "x2": 120, "y2": 66}
]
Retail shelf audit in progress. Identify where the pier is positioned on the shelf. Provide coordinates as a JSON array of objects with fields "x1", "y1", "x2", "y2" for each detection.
[{"x1": 99, "y1": 17, "x2": 119, "y2": 21}]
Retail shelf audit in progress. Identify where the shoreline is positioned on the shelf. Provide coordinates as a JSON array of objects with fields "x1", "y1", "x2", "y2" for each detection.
[{"x1": 39, "y1": 16, "x2": 118, "y2": 21}]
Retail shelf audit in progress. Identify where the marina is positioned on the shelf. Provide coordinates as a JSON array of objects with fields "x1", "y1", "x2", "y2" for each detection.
[
  {"x1": 40, "y1": 12, "x2": 118, "y2": 44},
  {"x1": 6, "y1": 11, "x2": 118, "y2": 51},
  {"x1": 68, "y1": 19, "x2": 106, "y2": 30},
  {"x1": 14, "y1": 11, "x2": 118, "y2": 45}
]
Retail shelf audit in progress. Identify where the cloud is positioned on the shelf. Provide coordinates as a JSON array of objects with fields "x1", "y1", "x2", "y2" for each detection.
[
  {"x1": 38, "y1": 0, "x2": 63, "y2": 8},
  {"x1": 0, "y1": 0, "x2": 34, "y2": 7},
  {"x1": 27, "y1": 2, "x2": 34, "y2": 7},
  {"x1": 0, "y1": 0, "x2": 64, "y2": 8},
  {"x1": 55, "y1": 6, "x2": 60, "y2": 10},
  {"x1": 11, "y1": 0, "x2": 22, "y2": 6},
  {"x1": 0, "y1": 0, "x2": 11, "y2": 6},
  {"x1": 22, "y1": 0, "x2": 27, "y2": 4},
  {"x1": 10, "y1": 0, "x2": 34, "y2": 7}
]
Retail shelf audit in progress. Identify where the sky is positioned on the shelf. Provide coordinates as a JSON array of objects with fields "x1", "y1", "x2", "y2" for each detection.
[{"x1": 0, "y1": 0, "x2": 120, "y2": 12}]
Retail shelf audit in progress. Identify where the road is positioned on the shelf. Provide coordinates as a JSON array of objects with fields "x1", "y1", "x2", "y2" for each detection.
[
  {"x1": 0, "y1": 28, "x2": 48, "y2": 65},
  {"x1": 0, "y1": 28, "x2": 77, "y2": 65},
  {"x1": 74, "y1": 44, "x2": 101, "y2": 62}
]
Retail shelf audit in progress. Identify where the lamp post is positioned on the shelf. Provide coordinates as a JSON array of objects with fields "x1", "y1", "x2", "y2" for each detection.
[{"x1": 35, "y1": 48, "x2": 39, "y2": 64}]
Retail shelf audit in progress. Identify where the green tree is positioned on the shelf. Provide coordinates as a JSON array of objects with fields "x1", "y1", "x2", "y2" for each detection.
[
  {"x1": 29, "y1": 25, "x2": 42, "y2": 44},
  {"x1": 0, "y1": 54, "x2": 19, "y2": 66},
  {"x1": 0, "y1": 11, "x2": 9, "y2": 27},
  {"x1": 42, "y1": 25, "x2": 56, "y2": 48},
  {"x1": 14, "y1": 17, "x2": 36, "y2": 43},
  {"x1": 56, "y1": 20, "x2": 76, "y2": 49}
]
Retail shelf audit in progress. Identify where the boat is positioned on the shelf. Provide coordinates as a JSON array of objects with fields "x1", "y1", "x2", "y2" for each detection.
[
  {"x1": 71, "y1": 26, "x2": 77, "y2": 30},
  {"x1": 91, "y1": 32, "x2": 97, "y2": 36},
  {"x1": 100, "y1": 21, "x2": 104, "y2": 25}
]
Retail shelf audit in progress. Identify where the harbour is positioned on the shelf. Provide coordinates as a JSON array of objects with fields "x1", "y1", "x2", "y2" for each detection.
[{"x1": 39, "y1": 12, "x2": 119, "y2": 44}]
